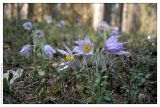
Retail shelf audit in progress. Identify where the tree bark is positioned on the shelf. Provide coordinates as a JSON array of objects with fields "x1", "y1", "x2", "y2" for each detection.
[
  {"x1": 20, "y1": 3, "x2": 28, "y2": 19},
  {"x1": 131, "y1": 4, "x2": 140, "y2": 33},
  {"x1": 92, "y1": 4, "x2": 104, "y2": 31},
  {"x1": 104, "y1": 3, "x2": 113, "y2": 25},
  {"x1": 121, "y1": 4, "x2": 128, "y2": 33},
  {"x1": 119, "y1": 4, "x2": 123, "y2": 32},
  {"x1": 28, "y1": 3, "x2": 34, "y2": 19}
]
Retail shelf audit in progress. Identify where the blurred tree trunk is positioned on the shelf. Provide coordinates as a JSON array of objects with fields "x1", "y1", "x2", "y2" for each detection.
[
  {"x1": 119, "y1": 4, "x2": 123, "y2": 32},
  {"x1": 20, "y1": 3, "x2": 28, "y2": 19},
  {"x1": 92, "y1": 4, "x2": 104, "y2": 31},
  {"x1": 4, "y1": 4, "x2": 13, "y2": 19},
  {"x1": 17, "y1": 4, "x2": 22, "y2": 20},
  {"x1": 11, "y1": 4, "x2": 16, "y2": 19},
  {"x1": 121, "y1": 4, "x2": 140, "y2": 34},
  {"x1": 3, "y1": 4, "x2": 5, "y2": 19},
  {"x1": 104, "y1": 4, "x2": 113, "y2": 25},
  {"x1": 121, "y1": 4, "x2": 129, "y2": 33},
  {"x1": 28, "y1": 3, "x2": 34, "y2": 19},
  {"x1": 110, "y1": 4, "x2": 123, "y2": 31},
  {"x1": 139, "y1": 4, "x2": 157, "y2": 35},
  {"x1": 41, "y1": 3, "x2": 44, "y2": 20},
  {"x1": 111, "y1": 4, "x2": 116, "y2": 26},
  {"x1": 131, "y1": 4, "x2": 140, "y2": 33}
]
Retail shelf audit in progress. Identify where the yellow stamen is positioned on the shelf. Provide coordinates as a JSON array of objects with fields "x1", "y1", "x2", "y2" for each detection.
[
  {"x1": 83, "y1": 44, "x2": 91, "y2": 53},
  {"x1": 65, "y1": 54, "x2": 73, "y2": 62}
]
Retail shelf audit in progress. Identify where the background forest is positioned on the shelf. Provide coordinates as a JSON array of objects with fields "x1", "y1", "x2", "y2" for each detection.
[{"x1": 3, "y1": 3, "x2": 157, "y2": 34}]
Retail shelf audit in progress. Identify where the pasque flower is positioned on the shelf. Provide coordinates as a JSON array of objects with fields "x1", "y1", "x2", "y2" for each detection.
[
  {"x1": 57, "y1": 44, "x2": 74, "y2": 63},
  {"x1": 43, "y1": 44, "x2": 56, "y2": 60},
  {"x1": 73, "y1": 37, "x2": 94, "y2": 55},
  {"x1": 104, "y1": 31, "x2": 129, "y2": 55},
  {"x1": 59, "y1": 20, "x2": 66, "y2": 26},
  {"x1": 35, "y1": 29, "x2": 44, "y2": 38},
  {"x1": 19, "y1": 44, "x2": 31, "y2": 57},
  {"x1": 56, "y1": 20, "x2": 66, "y2": 28},
  {"x1": 57, "y1": 44, "x2": 74, "y2": 72},
  {"x1": 23, "y1": 21, "x2": 32, "y2": 30},
  {"x1": 46, "y1": 16, "x2": 52, "y2": 24},
  {"x1": 75, "y1": 18, "x2": 80, "y2": 23},
  {"x1": 97, "y1": 21, "x2": 111, "y2": 36}
]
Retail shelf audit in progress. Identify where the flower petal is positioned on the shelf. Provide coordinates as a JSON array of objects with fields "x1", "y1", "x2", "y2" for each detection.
[
  {"x1": 57, "y1": 49, "x2": 68, "y2": 55},
  {"x1": 63, "y1": 44, "x2": 72, "y2": 54},
  {"x1": 73, "y1": 46, "x2": 83, "y2": 55},
  {"x1": 107, "y1": 42, "x2": 127, "y2": 50},
  {"x1": 35, "y1": 29, "x2": 44, "y2": 38},
  {"x1": 19, "y1": 44, "x2": 31, "y2": 57},
  {"x1": 85, "y1": 36, "x2": 91, "y2": 44},
  {"x1": 43, "y1": 44, "x2": 56, "y2": 59},
  {"x1": 23, "y1": 21, "x2": 32, "y2": 30},
  {"x1": 106, "y1": 35, "x2": 119, "y2": 43},
  {"x1": 113, "y1": 51, "x2": 130, "y2": 55},
  {"x1": 75, "y1": 40, "x2": 85, "y2": 46}
]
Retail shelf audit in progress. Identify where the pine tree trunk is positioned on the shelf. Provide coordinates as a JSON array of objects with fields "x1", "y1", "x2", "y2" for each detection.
[
  {"x1": 92, "y1": 4, "x2": 104, "y2": 31},
  {"x1": 104, "y1": 4, "x2": 113, "y2": 25},
  {"x1": 121, "y1": 4, "x2": 128, "y2": 33},
  {"x1": 28, "y1": 3, "x2": 33, "y2": 19}
]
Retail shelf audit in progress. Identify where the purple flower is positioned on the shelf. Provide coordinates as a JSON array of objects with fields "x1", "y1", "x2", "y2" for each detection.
[
  {"x1": 23, "y1": 21, "x2": 32, "y2": 31},
  {"x1": 59, "y1": 20, "x2": 65, "y2": 26},
  {"x1": 19, "y1": 44, "x2": 31, "y2": 57},
  {"x1": 73, "y1": 37, "x2": 94, "y2": 55},
  {"x1": 97, "y1": 21, "x2": 111, "y2": 36},
  {"x1": 56, "y1": 20, "x2": 66, "y2": 28},
  {"x1": 35, "y1": 29, "x2": 44, "y2": 38},
  {"x1": 75, "y1": 18, "x2": 80, "y2": 23},
  {"x1": 45, "y1": 16, "x2": 52, "y2": 24},
  {"x1": 57, "y1": 44, "x2": 74, "y2": 62},
  {"x1": 43, "y1": 44, "x2": 56, "y2": 60},
  {"x1": 104, "y1": 32, "x2": 129, "y2": 55},
  {"x1": 111, "y1": 26, "x2": 119, "y2": 32}
]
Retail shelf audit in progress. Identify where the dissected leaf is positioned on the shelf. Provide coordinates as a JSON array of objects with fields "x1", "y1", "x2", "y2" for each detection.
[
  {"x1": 8, "y1": 72, "x2": 13, "y2": 82},
  {"x1": 103, "y1": 96, "x2": 111, "y2": 102},
  {"x1": 3, "y1": 78, "x2": 9, "y2": 89}
]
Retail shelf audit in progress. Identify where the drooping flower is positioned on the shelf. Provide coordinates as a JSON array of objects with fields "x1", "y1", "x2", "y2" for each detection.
[
  {"x1": 59, "y1": 20, "x2": 66, "y2": 26},
  {"x1": 35, "y1": 29, "x2": 44, "y2": 38},
  {"x1": 73, "y1": 37, "x2": 94, "y2": 55},
  {"x1": 45, "y1": 16, "x2": 52, "y2": 24},
  {"x1": 111, "y1": 26, "x2": 119, "y2": 32},
  {"x1": 75, "y1": 18, "x2": 80, "y2": 23},
  {"x1": 57, "y1": 44, "x2": 74, "y2": 63},
  {"x1": 56, "y1": 20, "x2": 66, "y2": 28},
  {"x1": 104, "y1": 32, "x2": 129, "y2": 55},
  {"x1": 19, "y1": 44, "x2": 31, "y2": 57},
  {"x1": 57, "y1": 44, "x2": 74, "y2": 72},
  {"x1": 43, "y1": 44, "x2": 56, "y2": 60},
  {"x1": 97, "y1": 21, "x2": 111, "y2": 36},
  {"x1": 23, "y1": 21, "x2": 32, "y2": 31}
]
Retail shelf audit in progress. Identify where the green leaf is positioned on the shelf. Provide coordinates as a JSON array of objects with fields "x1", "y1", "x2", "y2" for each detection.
[
  {"x1": 3, "y1": 78, "x2": 9, "y2": 89},
  {"x1": 103, "y1": 96, "x2": 111, "y2": 101},
  {"x1": 145, "y1": 74, "x2": 151, "y2": 79},
  {"x1": 8, "y1": 72, "x2": 13, "y2": 82},
  {"x1": 141, "y1": 78, "x2": 146, "y2": 84},
  {"x1": 93, "y1": 48, "x2": 97, "y2": 54},
  {"x1": 102, "y1": 75, "x2": 108, "y2": 79}
]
